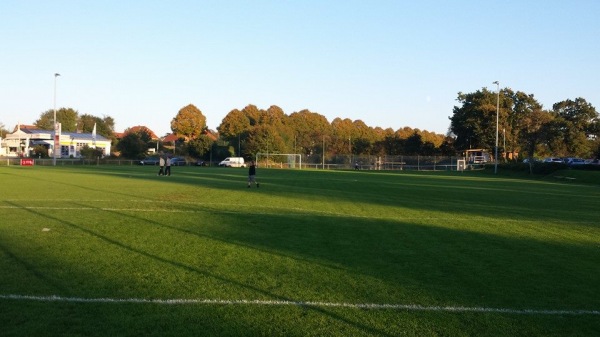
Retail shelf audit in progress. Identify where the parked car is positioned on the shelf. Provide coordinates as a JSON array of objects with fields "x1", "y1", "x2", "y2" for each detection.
[
  {"x1": 169, "y1": 157, "x2": 187, "y2": 166},
  {"x1": 218, "y1": 157, "x2": 246, "y2": 167},
  {"x1": 566, "y1": 158, "x2": 586, "y2": 166},
  {"x1": 543, "y1": 157, "x2": 564, "y2": 163},
  {"x1": 195, "y1": 160, "x2": 206, "y2": 166},
  {"x1": 139, "y1": 157, "x2": 160, "y2": 165}
]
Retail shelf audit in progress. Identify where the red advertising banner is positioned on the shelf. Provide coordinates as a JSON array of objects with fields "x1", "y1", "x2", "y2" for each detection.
[
  {"x1": 21, "y1": 158, "x2": 35, "y2": 166},
  {"x1": 54, "y1": 134, "x2": 60, "y2": 159}
]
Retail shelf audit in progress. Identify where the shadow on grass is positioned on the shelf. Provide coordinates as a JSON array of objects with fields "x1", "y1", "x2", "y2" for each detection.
[
  {"x1": 10, "y1": 164, "x2": 596, "y2": 205},
  {"x1": 61, "y1": 165, "x2": 600, "y2": 227},
  {"x1": 2, "y1": 166, "x2": 600, "y2": 335},
  {"x1": 2, "y1": 200, "x2": 398, "y2": 337},
  {"x1": 4, "y1": 196, "x2": 599, "y2": 311}
]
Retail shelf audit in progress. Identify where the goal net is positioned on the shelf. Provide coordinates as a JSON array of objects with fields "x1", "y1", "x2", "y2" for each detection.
[{"x1": 255, "y1": 153, "x2": 302, "y2": 169}]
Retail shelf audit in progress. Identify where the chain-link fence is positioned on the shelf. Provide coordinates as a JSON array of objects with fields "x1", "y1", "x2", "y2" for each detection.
[
  {"x1": 301, "y1": 155, "x2": 462, "y2": 171},
  {"x1": 2, "y1": 155, "x2": 462, "y2": 170},
  {"x1": 0, "y1": 158, "x2": 140, "y2": 166}
]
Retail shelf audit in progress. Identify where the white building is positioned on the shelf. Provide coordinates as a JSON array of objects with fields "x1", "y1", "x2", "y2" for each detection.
[{"x1": 0, "y1": 125, "x2": 111, "y2": 158}]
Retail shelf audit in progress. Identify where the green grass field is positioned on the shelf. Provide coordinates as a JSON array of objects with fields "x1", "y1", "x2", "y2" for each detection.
[{"x1": 1, "y1": 165, "x2": 599, "y2": 336}]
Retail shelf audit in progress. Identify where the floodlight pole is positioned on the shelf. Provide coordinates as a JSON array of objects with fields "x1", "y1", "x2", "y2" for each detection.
[
  {"x1": 493, "y1": 81, "x2": 500, "y2": 174},
  {"x1": 503, "y1": 128, "x2": 506, "y2": 155},
  {"x1": 349, "y1": 136, "x2": 352, "y2": 167},
  {"x1": 53, "y1": 73, "x2": 60, "y2": 166},
  {"x1": 322, "y1": 136, "x2": 325, "y2": 170}
]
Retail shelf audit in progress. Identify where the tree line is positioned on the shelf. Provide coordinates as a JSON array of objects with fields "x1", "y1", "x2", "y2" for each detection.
[
  {"x1": 34, "y1": 108, "x2": 116, "y2": 139},
  {"x1": 450, "y1": 88, "x2": 599, "y2": 160},
  {"x1": 215, "y1": 104, "x2": 451, "y2": 159},
  {"x1": 10, "y1": 87, "x2": 599, "y2": 161}
]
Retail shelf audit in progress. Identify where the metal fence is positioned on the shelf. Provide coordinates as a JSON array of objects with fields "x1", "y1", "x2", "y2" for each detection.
[
  {"x1": 0, "y1": 158, "x2": 140, "y2": 166},
  {"x1": 1, "y1": 155, "x2": 463, "y2": 171},
  {"x1": 301, "y1": 155, "x2": 462, "y2": 171}
]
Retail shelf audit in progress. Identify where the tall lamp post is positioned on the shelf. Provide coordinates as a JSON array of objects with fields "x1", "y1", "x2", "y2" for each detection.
[
  {"x1": 53, "y1": 73, "x2": 60, "y2": 166},
  {"x1": 493, "y1": 81, "x2": 500, "y2": 174}
]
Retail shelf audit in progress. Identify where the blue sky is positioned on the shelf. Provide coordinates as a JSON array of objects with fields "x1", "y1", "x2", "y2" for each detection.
[{"x1": 1, "y1": 0, "x2": 599, "y2": 137}]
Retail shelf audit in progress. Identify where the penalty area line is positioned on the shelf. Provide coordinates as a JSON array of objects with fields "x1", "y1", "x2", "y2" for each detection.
[{"x1": 1, "y1": 294, "x2": 599, "y2": 316}]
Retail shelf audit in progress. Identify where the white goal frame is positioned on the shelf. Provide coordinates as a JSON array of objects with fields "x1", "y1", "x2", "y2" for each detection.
[
  {"x1": 255, "y1": 153, "x2": 302, "y2": 169},
  {"x1": 457, "y1": 159, "x2": 466, "y2": 171}
]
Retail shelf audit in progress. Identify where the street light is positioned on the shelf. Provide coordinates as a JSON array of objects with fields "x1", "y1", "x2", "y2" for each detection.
[
  {"x1": 493, "y1": 81, "x2": 500, "y2": 174},
  {"x1": 503, "y1": 128, "x2": 506, "y2": 156},
  {"x1": 53, "y1": 73, "x2": 60, "y2": 166}
]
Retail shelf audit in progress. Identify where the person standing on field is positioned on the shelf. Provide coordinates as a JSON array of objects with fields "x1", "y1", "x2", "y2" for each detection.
[
  {"x1": 165, "y1": 156, "x2": 172, "y2": 176},
  {"x1": 247, "y1": 160, "x2": 259, "y2": 188},
  {"x1": 158, "y1": 155, "x2": 165, "y2": 176}
]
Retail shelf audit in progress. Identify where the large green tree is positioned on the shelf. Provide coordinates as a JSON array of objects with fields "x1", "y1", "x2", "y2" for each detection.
[
  {"x1": 262, "y1": 105, "x2": 294, "y2": 153},
  {"x1": 117, "y1": 128, "x2": 152, "y2": 159},
  {"x1": 79, "y1": 114, "x2": 115, "y2": 138},
  {"x1": 35, "y1": 108, "x2": 79, "y2": 131},
  {"x1": 519, "y1": 109, "x2": 554, "y2": 159},
  {"x1": 331, "y1": 118, "x2": 354, "y2": 155},
  {"x1": 34, "y1": 109, "x2": 115, "y2": 141},
  {"x1": 245, "y1": 124, "x2": 287, "y2": 157},
  {"x1": 260, "y1": 105, "x2": 287, "y2": 126},
  {"x1": 171, "y1": 104, "x2": 207, "y2": 141},
  {"x1": 351, "y1": 120, "x2": 375, "y2": 155},
  {"x1": 449, "y1": 88, "x2": 499, "y2": 151},
  {"x1": 215, "y1": 103, "x2": 452, "y2": 160},
  {"x1": 186, "y1": 135, "x2": 213, "y2": 158},
  {"x1": 450, "y1": 88, "x2": 546, "y2": 160},
  {"x1": 548, "y1": 98, "x2": 599, "y2": 157},
  {"x1": 218, "y1": 109, "x2": 251, "y2": 143},
  {"x1": 287, "y1": 109, "x2": 331, "y2": 156},
  {"x1": 217, "y1": 104, "x2": 295, "y2": 158},
  {"x1": 508, "y1": 91, "x2": 541, "y2": 157},
  {"x1": 240, "y1": 104, "x2": 262, "y2": 127},
  {"x1": 371, "y1": 127, "x2": 394, "y2": 156},
  {"x1": 217, "y1": 107, "x2": 255, "y2": 157}
]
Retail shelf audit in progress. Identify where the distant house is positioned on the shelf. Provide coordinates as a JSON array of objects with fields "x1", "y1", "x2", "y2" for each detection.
[
  {"x1": 0, "y1": 125, "x2": 111, "y2": 158},
  {"x1": 123, "y1": 125, "x2": 160, "y2": 140},
  {"x1": 114, "y1": 125, "x2": 162, "y2": 154},
  {"x1": 162, "y1": 133, "x2": 179, "y2": 143},
  {"x1": 12, "y1": 124, "x2": 38, "y2": 132},
  {"x1": 204, "y1": 129, "x2": 218, "y2": 142}
]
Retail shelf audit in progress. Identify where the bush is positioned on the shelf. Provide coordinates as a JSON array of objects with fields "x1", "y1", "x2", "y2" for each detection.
[
  {"x1": 485, "y1": 162, "x2": 569, "y2": 176},
  {"x1": 570, "y1": 164, "x2": 600, "y2": 171},
  {"x1": 80, "y1": 145, "x2": 104, "y2": 159},
  {"x1": 530, "y1": 162, "x2": 569, "y2": 175},
  {"x1": 31, "y1": 145, "x2": 49, "y2": 158}
]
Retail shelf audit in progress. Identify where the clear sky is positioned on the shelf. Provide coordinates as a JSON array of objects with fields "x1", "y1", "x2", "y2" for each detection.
[{"x1": 1, "y1": 0, "x2": 599, "y2": 137}]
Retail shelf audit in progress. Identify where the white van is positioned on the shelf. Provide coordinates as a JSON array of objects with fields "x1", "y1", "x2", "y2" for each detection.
[{"x1": 218, "y1": 157, "x2": 246, "y2": 167}]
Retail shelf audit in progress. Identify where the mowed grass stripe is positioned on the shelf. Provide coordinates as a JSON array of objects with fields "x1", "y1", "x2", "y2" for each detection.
[{"x1": 3, "y1": 200, "x2": 598, "y2": 247}]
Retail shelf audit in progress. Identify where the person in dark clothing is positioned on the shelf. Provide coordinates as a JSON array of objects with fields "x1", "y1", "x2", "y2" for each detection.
[{"x1": 247, "y1": 161, "x2": 259, "y2": 188}]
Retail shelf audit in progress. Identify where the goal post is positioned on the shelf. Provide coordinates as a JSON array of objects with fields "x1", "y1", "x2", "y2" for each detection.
[
  {"x1": 255, "y1": 153, "x2": 302, "y2": 169},
  {"x1": 457, "y1": 159, "x2": 466, "y2": 171}
]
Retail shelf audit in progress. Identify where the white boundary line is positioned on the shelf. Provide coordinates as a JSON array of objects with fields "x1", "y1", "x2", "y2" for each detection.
[{"x1": 1, "y1": 294, "x2": 599, "y2": 315}]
